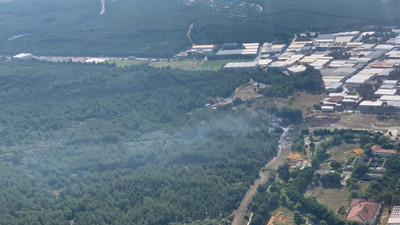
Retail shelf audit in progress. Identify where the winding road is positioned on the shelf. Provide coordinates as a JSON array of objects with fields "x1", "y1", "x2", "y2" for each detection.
[{"x1": 231, "y1": 126, "x2": 293, "y2": 225}]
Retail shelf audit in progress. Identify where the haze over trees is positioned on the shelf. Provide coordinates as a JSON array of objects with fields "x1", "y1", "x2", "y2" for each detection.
[{"x1": 0, "y1": 60, "x2": 290, "y2": 224}]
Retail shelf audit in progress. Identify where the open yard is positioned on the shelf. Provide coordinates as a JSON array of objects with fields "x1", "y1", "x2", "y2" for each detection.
[
  {"x1": 328, "y1": 143, "x2": 361, "y2": 163},
  {"x1": 310, "y1": 112, "x2": 400, "y2": 132},
  {"x1": 289, "y1": 92, "x2": 326, "y2": 116},
  {"x1": 306, "y1": 187, "x2": 350, "y2": 215}
]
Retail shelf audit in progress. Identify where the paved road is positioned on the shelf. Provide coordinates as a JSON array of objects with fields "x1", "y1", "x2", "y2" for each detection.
[{"x1": 231, "y1": 126, "x2": 292, "y2": 225}]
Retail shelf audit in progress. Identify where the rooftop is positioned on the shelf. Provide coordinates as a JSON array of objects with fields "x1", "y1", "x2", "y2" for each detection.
[
  {"x1": 359, "y1": 101, "x2": 383, "y2": 107},
  {"x1": 192, "y1": 45, "x2": 215, "y2": 49},
  {"x1": 288, "y1": 65, "x2": 307, "y2": 73},
  {"x1": 388, "y1": 206, "x2": 400, "y2": 224},
  {"x1": 380, "y1": 95, "x2": 400, "y2": 101},
  {"x1": 224, "y1": 61, "x2": 258, "y2": 69},
  {"x1": 346, "y1": 200, "x2": 380, "y2": 223},
  {"x1": 375, "y1": 89, "x2": 397, "y2": 96}
]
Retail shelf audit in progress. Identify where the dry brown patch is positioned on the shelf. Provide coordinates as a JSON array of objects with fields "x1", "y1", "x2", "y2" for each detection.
[
  {"x1": 345, "y1": 148, "x2": 364, "y2": 155},
  {"x1": 267, "y1": 212, "x2": 287, "y2": 225},
  {"x1": 288, "y1": 152, "x2": 305, "y2": 161},
  {"x1": 289, "y1": 92, "x2": 326, "y2": 116}
]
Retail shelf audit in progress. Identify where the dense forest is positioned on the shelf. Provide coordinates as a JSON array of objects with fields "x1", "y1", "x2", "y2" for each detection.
[
  {"x1": 1, "y1": 0, "x2": 400, "y2": 57},
  {"x1": 0, "y1": 60, "x2": 287, "y2": 225}
]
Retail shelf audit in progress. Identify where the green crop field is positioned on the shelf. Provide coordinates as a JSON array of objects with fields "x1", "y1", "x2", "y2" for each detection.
[
  {"x1": 150, "y1": 59, "x2": 253, "y2": 71},
  {"x1": 106, "y1": 59, "x2": 145, "y2": 67}
]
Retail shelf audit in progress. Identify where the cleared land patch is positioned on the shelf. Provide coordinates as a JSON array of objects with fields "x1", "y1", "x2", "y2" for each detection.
[
  {"x1": 270, "y1": 207, "x2": 295, "y2": 225},
  {"x1": 328, "y1": 143, "x2": 361, "y2": 163},
  {"x1": 306, "y1": 187, "x2": 350, "y2": 215}
]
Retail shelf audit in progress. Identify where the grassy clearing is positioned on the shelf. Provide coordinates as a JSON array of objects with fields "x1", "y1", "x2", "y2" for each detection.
[
  {"x1": 106, "y1": 59, "x2": 145, "y2": 67},
  {"x1": 328, "y1": 143, "x2": 361, "y2": 163},
  {"x1": 359, "y1": 182, "x2": 369, "y2": 192},
  {"x1": 289, "y1": 92, "x2": 326, "y2": 116},
  {"x1": 309, "y1": 187, "x2": 350, "y2": 214},
  {"x1": 150, "y1": 59, "x2": 253, "y2": 71}
]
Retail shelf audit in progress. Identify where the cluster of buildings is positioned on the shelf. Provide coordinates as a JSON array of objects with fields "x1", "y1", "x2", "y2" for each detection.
[
  {"x1": 312, "y1": 31, "x2": 400, "y2": 113},
  {"x1": 185, "y1": 29, "x2": 400, "y2": 114}
]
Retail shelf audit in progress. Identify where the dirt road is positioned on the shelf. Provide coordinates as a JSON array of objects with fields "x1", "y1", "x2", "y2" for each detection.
[
  {"x1": 231, "y1": 126, "x2": 292, "y2": 225},
  {"x1": 186, "y1": 23, "x2": 194, "y2": 45}
]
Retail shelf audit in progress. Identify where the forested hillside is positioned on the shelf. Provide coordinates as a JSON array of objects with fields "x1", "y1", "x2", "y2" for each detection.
[
  {"x1": 0, "y1": 60, "x2": 282, "y2": 225},
  {"x1": 2, "y1": 0, "x2": 400, "y2": 57}
]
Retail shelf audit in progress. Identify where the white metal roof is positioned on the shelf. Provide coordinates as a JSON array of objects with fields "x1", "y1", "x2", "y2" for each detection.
[
  {"x1": 374, "y1": 44, "x2": 395, "y2": 51},
  {"x1": 375, "y1": 89, "x2": 397, "y2": 96},
  {"x1": 288, "y1": 65, "x2": 307, "y2": 73},
  {"x1": 224, "y1": 61, "x2": 258, "y2": 68},
  {"x1": 380, "y1": 95, "x2": 400, "y2": 101},
  {"x1": 359, "y1": 101, "x2": 383, "y2": 107}
]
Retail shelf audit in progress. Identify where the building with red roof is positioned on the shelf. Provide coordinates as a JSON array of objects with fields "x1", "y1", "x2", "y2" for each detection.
[
  {"x1": 346, "y1": 199, "x2": 381, "y2": 224},
  {"x1": 371, "y1": 145, "x2": 398, "y2": 157}
]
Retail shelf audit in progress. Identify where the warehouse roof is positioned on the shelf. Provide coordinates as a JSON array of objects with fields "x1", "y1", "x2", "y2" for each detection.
[
  {"x1": 375, "y1": 89, "x2": 397, "y2": 96},
  {"x1": 359, "y1": 101, "x2": 383, "y2": 107},
  {"x1": 216, "y1": 49, "x2": 243, "y2": 55},
  {"x1": 389, "y1": 206, "x2": 400, "y2": 224},
  {"x1": 383, "y1": 80, "x2": 398, "y2": 85},
  {"x1": 224, "y1": 61, "x2": 258, "y2": 69},
  {"x1": 380, "y1": 95, "x2": 400, "y2": 101},
  {"x1": 321, "y1": 67, "x2": 357, "y2": 77},
  {"x1": 316, "y1": 34, "x2": 335, "y2": 42},
  {"x1": 386, "y1": 50, "x2": 400, "y2": 59},
  {"x1": 374, "y1": 44, "x2": 395, "y2": 51},
  {"x1": 368, "y1": 62, "x2": 396, "y2": 68},
  {"x1": 288, "y1": 65, "x2": 307, "y2": 74},
  {"x1": 192, "y1": 45, "x2": 215, "y2": 49},
  {"x1": 243, "y1": 43, "x2": 259, "y2": 47},
  {"x1": 334, "y1": 36, "x2": 354, "y2": 43},
  {"x1": 258, "y1": 59, "x2": 272, "y2": 66},
  {"x1": 345, "y1": 74, "x2": 375, "y2": 84}
]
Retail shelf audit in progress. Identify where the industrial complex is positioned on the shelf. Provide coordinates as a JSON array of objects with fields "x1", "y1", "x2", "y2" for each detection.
[{"x1": 179, "y1": 29, "x2": 400, "y2": 114}]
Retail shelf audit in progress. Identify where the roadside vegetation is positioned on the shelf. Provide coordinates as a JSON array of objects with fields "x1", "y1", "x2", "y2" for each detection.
[{"x1": 250, "y1": 127, "x2": 400, "y2": 225}]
